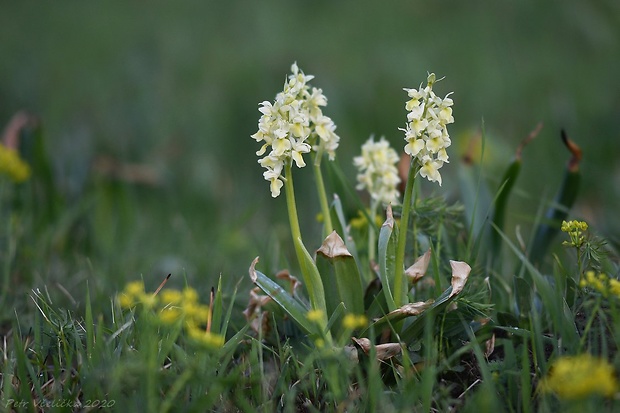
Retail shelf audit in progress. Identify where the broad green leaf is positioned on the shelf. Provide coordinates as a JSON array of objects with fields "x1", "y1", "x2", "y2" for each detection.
[
  {"x1": 315, "y1": 253, "x2": 343, "y2": 319},
  {"x1": 249, "y1": 257, "x2": 314, "y2": 334},
  {"x1": 316, "y1": 231, "x2": 364, "y2": 316},
  {"x1": 378, "y1": 205, "x2": 398, "y2": 312},
  {"x1": 294, "y1": 237, "x2": 328, "y2": 317}
]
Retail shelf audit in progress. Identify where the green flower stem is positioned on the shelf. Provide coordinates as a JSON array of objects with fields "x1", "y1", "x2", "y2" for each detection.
[
  {"x1": 368, "y1": 199, "x2": 379, "y2": 263},
  {"x1": 312, "y1": 156, "x2": 333, "y2": 238},
  {"x1": 284, "y1": 162, "x2": 332, "y2": 343},
  {"x1": 285, "y1": 163, "x2": 303, "y2": 248},
  {"x1": 284, "y1": 163, "x2": 327, "y2": 308},
  {"x1": 393, "y1": 158, "x2": 419, "y2": 308}
]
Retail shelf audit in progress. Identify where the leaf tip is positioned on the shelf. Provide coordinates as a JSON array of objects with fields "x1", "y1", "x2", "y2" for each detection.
[
  {"x1": 249, "y1": 256, "x2": 260, "y2": 283},
  {"x1": 405, "y1": 248, "x2": 431, "y2": 282},
  {"x1": 449, "y1": 260, "x2": 471, "y2": 297},
  {"x1": 317, "y1": 230, "x2": 352, "y2": 258},
  {"x1": 382, "y1": 204, "x2": 394, "y2": 229}
]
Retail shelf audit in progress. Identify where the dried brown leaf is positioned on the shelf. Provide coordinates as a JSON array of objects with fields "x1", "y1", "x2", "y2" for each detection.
[
  {"x1": 383, "y1": 204, "x2": 394, "y2": 229},
  {"x1": 275, "y1": 270, "x2": 301, "y2": 295},
  {"x1": 387, "y1": 300, "x2": 434, "y2": 317},
  {"x1": 449, "y1": 260, "x2": 471, "y2": 297},
  {"x1": 405, "y1": 248, "x2": 431, "y2": 283},
  {"x1": 352, "y1": 337, "x2": 402, "y2": 360},
  {"x1": 316, "y1": 231, "x2": 352, "y2": 258},
  {"x1": 249, "y1": 256, "x2": 259, "y2": 283}
]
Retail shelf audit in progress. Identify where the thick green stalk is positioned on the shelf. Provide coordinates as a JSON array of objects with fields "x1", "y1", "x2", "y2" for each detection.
[
  {"x1": 368, "y1": 199, "x2": 379, "y2": 264},
  {"x1": 393, "y1": 158, "x2": 419, "y2": 307},
  {"x1": 284, "y1": 163, "x2": 326, "y2": 313},
  {"x1": 312, "y1": 156, "x2": 333, "y2": 238},
  {"x1": 284, "y1": 162, "x2": 303, "y2": 245}
]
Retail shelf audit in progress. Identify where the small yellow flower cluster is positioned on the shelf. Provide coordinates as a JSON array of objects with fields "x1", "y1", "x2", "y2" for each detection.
[
  {"x1": 117, "y1": 281, "x2": 224, "y2": 349},
  {"x1": 579, "y1": 270, "x2": 620, "y2": 298},
  {"x1": 342, "y1": 313, "x2": 368, "y2": 330},
  {"x1": 0, "y1": 142, "x2": 31, "y2": 183},
  {"x1": 561, "y1": 220, "x2": 588, "y2": 248},
  {"x1": 306, "y1": 309, "x2": 324, "y2": 323},
  {"x1": 117, "y1": 281, "x2": 155, "y2": 309},
  {"x1": 539, "y1": 353, "x2": 618, "y2": 399},
  {"x1": 349, "y1": 209, "x2": 386, "y2": 230}
]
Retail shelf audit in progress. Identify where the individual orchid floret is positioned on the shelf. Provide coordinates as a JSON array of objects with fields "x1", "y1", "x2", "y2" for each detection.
[
  {"x1": 252, "y1": 63, "x2": 340, "y2": 197},
  {"x1": 353, "y1": 136, "x2": 401, "y2": 205},
  {"x1": 401, "y1": 73, "x2": 454, "y2": 186}
]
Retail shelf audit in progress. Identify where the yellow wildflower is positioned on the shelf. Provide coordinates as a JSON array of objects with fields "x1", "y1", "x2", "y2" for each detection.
[
  {"x1": 561, "y1": 220, "x2": 588, "y2": 248},
  {"x1": 182, "y1": 287, "x2": 199, "y2": 304},
  {"x1": 0, "y1": 143, "x2": 30, "y2": 183},
  {"x1": 580, "y1": 271, "x2": 620, "y2": 299},
  {"x1": 342, "y1": 313, "x2": 368, "y2": 330},
  {"x1": 609, "y1": 279, "x2": 620, "y2": 298},
  {"x1": 184, "y1": 302, "x2": 210, "y2": 324},
  {"x1": 539, "y1": 354, "x2": 618, "y2": 399},
  {"x1": 306, "y1": 309, "x2": 324, "y2": 322},
  {"x1": 117, "y1": 280, "x2": 147, "y2": 309},
  {"x1": 159, "y1": 306, "x2": 183, "y2": 324},
  {"x1": 159, "y1": 289, "x2": 183, "y2": 305},
  {"x1": 349, "y1": 210, "x2": 385, "y2": 230},
  {"x1": 124, "y1": 281, "x2": 145, "y2": 297},
  {"x1": 139, "y1": 293, "x2": 158, "y2": 309},
  {"x1": 117, "y1": 293, "x2": 134, "y2": 309},
  {"x1": 187, "y1": 325, "x2": 225, "y2": 349}
]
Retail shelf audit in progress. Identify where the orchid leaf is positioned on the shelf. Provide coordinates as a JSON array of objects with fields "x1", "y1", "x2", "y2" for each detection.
[
  {"x1": 316, "y1": 231, "x2": 364, "y2": 316},
  {"x1": 378, "y1": 205, "x2": 398, "y2": 312},
  {"x1": 249, "y1": 257, "x2": 314, "y2": 335}
]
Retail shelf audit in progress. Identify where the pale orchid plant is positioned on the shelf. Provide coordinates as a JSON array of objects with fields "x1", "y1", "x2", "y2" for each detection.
[{"x1": 249, "y1": 65, "x2": 470, "y2": 352}]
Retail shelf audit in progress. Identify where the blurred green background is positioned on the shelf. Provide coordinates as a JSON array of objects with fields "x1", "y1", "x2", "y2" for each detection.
[{"x1": 1, "y1": 1, "x2": 619, "y2": 300}]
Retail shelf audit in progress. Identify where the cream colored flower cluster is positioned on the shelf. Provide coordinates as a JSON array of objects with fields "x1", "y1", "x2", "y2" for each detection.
[
  {"x1": 353, "y1": 137, "x2": 401, "y2": 204},
  {"x1": 401, "y1": 73, "x2": 454, "y2": 185},
  {"x1": 252, "y1": 63, "x2": 340, "y2": 197}
]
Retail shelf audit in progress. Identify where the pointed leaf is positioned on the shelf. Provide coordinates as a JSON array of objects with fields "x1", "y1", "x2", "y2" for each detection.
[
  {"x1": 294, "y1": 237, "x2": 328, "y2": 316},
  {"x1": 378, "y1": 204, "x2": 398, "y2": 312},
  {"x1": 316, "y1": 231, "x2": 364, "y2": 315},
  {"x1": 212, "y1": 275, "x2": 223, "y2": 335},
  {"x1": 249, "y1": 257, "x2": 314, "y2": 334}
]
